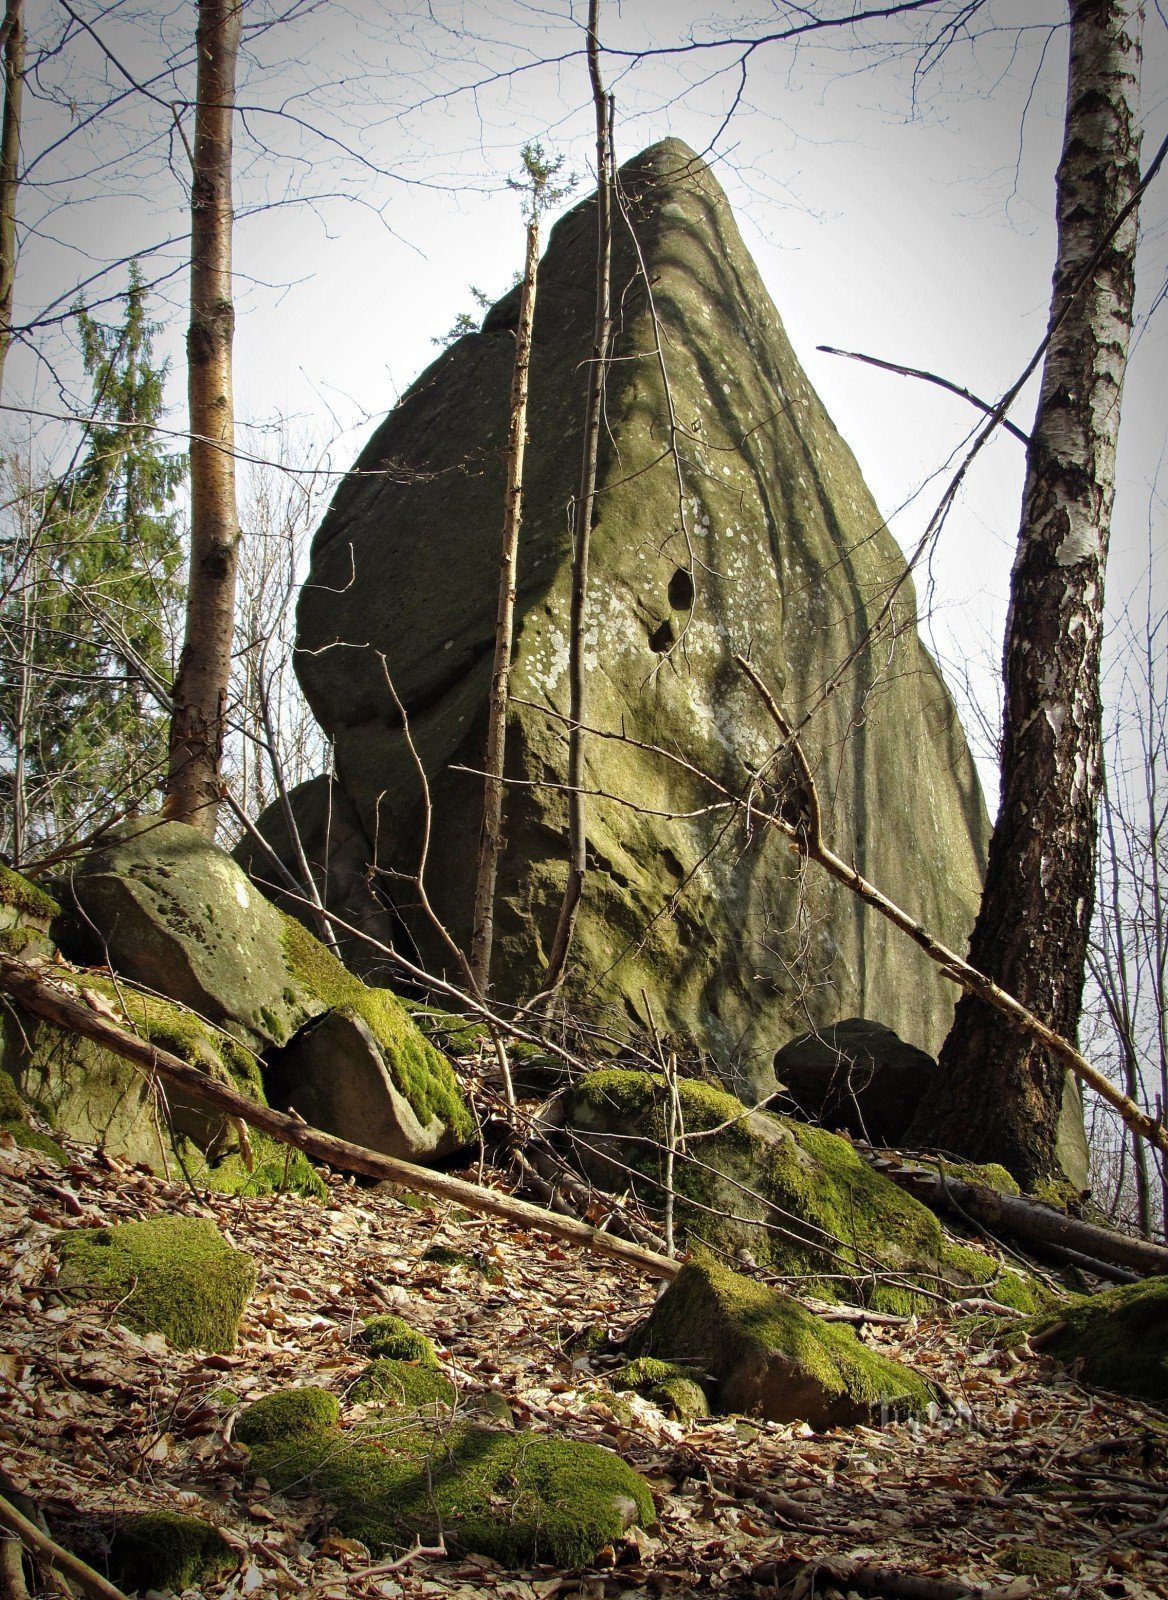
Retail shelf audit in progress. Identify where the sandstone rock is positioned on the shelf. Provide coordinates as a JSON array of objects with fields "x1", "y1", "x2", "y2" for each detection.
[
  {"x1": 292, "y1": 137, "x2": 991, "y2": 1093},
  {"x1": 772, "y1": 1017, "x2": 934, "y2": 1144},
  {"x1": 628, "y1": 1257, "x2": 931, "y2": 1429}
]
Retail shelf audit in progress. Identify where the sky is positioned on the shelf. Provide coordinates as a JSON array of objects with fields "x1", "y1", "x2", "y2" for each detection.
[{"x1": 7, "y1": 0, "x2": 1168, "y2": 808}]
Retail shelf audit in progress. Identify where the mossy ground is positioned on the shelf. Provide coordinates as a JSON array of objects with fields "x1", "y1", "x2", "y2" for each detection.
[
  {"x1": 55, "y1": 1216, "x2": 256, "y2": 1351},
  {"x1": 360, "y1": 1313, "x2": 437, "y2": 1363},
  {"x1": 241, "y1": 1389, "x2": 653, "y2": 1568},
  {"x1": 632, "y1": 1257, "x2": 933, "y2": 1420},
  {"x1": 280, "y1": 917, "x2": 473, "y2": 1140},
  {"x1": 177, "y1": 1130, "x2": 327, "y2": 1202},
  {"x1": 0, "y1": 1068, "x2": 65, "y2": 1163},
  {"x1": 1031, "y1": 1277, "x2": 1168, "y2": 1405},
  {"x1": 109, "y1": 1511, "x2": 235, "y2": 1593},
  {"x1": 572, "y1": 1069, "x2": 1033, "y2": 1314}
]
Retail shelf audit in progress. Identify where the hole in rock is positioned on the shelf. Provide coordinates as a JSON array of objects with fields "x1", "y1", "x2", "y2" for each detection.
[
  {"x1": 649, "y1": 619, "x2": 675, "y2": 653},
  {"x1": 668, "y1": 567, "x2": 696, "y2": 610}
]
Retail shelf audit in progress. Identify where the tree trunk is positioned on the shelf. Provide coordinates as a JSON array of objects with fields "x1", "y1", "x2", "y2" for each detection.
[
  {"x1": 540, "y1": 0, "x2": 612, "y2": 996},
  {"x1": 470, "y1": 211, "x2": 541, "y2": 993},
  {"x1": 909, "y1": 0, "x2": 1144, "y2": 1190},
  {"x1": 164, "y1": 0, "x2": 241, "y2": 836},
  {"x1": 0, "y1": 0, "x2": 24, "y2": 402}
]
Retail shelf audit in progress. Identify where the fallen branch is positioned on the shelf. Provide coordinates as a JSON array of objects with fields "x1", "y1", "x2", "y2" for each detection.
[
  {"x1": 750, "y1": 1553, "x2": 1032, "y2": 1600},
  {"x1": 869, "y1": 1159, "x2": 1168, "y2": 1278},
  {"x1": 0, "y1": 952, "x2": 677, "y2": 1281},
  {"x1": 734, "y1": 655, "x2": 1168, "y2": 1164},
  {"x1": 0, "y1": 1493, "x2": 128, "y2": 1600}
]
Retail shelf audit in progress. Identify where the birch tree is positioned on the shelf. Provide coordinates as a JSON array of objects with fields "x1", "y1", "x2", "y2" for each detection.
[{"x1": 909, "y1": 0, "x2": 1147, "y2": 1191}]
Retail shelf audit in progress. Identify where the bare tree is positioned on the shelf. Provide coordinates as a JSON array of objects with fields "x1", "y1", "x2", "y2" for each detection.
[
  {"x1": 164, "y1": 0, "x2": 241, "y2": 836},
  {"x1": 909, "y1": 0, "x2": 1147, "y2": 1191},
  {"x1": 0, "y1": 0, "x2": 22, "y2": 400}
]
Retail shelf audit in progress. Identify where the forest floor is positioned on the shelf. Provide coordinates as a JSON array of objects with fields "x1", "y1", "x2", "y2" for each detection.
[{"x1": 1, "y1": 1129, "x2": 1166, "y2": 1600}]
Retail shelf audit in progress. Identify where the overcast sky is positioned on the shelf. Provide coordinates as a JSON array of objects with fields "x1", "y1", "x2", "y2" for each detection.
[{"x1": 8, "y1": 0, "x2": 1167, "y2": 807}]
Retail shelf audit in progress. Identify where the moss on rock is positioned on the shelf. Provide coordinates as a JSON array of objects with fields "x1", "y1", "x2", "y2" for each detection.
[
  {"x1": 614, "y1": 1357, "x2": 709, "y2": 1421},
  {"x1": 352, "y1": 1357, "x2": 456, "y2": 1411},
  {"x1": 0, "y1": 1069, "x2": 65, "y2": 1163},
  {"x1": 629, "y1": 1256, "x2": 932, "y2": 1429},
  {"x1": 1030, "y1": 1277, "x2": 1168, "y2": 1405},
  {"x1": 236, "y1": 1386, "x2": 341, "y2": 1446},
  {"x1": 244, "y1": 1393, "x2": 653, "y2": 1568},
  {"x1": 56, "y1": 1216, "x2": 256, "y2": 1351},
  {"x1": 109, "y1": 1511, "x2": 235, "y2": 1594},
  {"x1": 280, "y1": 917, "x2": 473, "y2": 1142},
  {"x1": 0, "y1": 863, "x2": 59, "y2": 926},
  {"x1": 360, "y1": 1313, "x2": 437, "y2": 1363},
  {"x1": 569, "y1": 1069, "x2": 1018, "y2": 1313}
]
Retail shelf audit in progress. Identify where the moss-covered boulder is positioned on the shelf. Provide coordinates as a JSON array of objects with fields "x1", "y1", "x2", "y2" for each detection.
[
  {"x1": 630, "y1": 1258, "x2": 931, "y2": 1429},
  {"x1": 567, "y1": 1068, "x2": 1029, "y2": 1314},
  {"x1": 238, "y1": 1385, "x2": 653, "y2": 1567},
  {"x1": 58, "y1": 818, "x2": 472, "y2": 1161},
  {"x1": 109, "y1": 1512, "x2": 235, "y2": 1594},
  {"x1": 287, "y1": 137, "x2": 993, "y2": 1096},
  {"x1": 0, "y1": 1068, "x2": 64, "y2": 1163},
  {"x1": 0, "y1": 862, "x2": 59, "y2": 934},
  {"x1": 352, "y1": 1357, "x2": 456, "y2": 1411},
  {"x1": 772, "y1": 1018, "x2": 935, "y2": 1145},
  {"x1": 55, "y1": 1216, "x2": 256, "y2": 1351},
  {"x1": 614, "y1": 1356, "x2": 710, "y2": 1421},
  {"x1": 1031, "y1": 1277, "x2": 1168, "y2": 1406},
  {"x1": 360, "y1": 1313, "x2": 438, "y2": 1362}
]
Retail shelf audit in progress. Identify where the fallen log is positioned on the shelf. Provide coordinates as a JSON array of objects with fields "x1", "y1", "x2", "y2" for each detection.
[
  {"x1": 0, "y1": 952, "x2": 678, "y2": 1282},
  {"x1": 750, "y1": 1553, "x2": 1033, "y2": 1600},
  {"x1": 869, "y1": 1157, "x2": 1168, "y2": 1278}
]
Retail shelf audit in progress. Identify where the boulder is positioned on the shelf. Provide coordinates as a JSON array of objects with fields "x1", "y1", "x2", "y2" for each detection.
[
  {"x1": 109, "y1": 1514, "x2": 235, "y2": 1596},
  {"x1": 565, "y1": 1068, "x2": 1039, "y2": 1314},
  {"x1": 55, "y1": 1216, "x2": 256, "y2": 1351},
  {"x1": 1030, "y1": 1277, "x2": 1168, "y2": 1405},
  {"x1": 771, "y1": 1018, "x2": 934, "y2": 1144},
  {"x1": 53, "y1": 817, "x2": 473, "y2": 1163},
  {"x1": 628, "y1": 1257, "x2": 931, "y2": 1429},
  {"x1": 237, "y1": 1384, "x2": 654, "y2": 1568},
  {"x1": 290, "y1": 137, "x2": 992, "y2": 1094}
]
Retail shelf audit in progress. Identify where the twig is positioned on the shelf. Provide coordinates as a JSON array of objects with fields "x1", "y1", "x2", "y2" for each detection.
[{"x1": 816, "y1": 344, "x2": 1031, "y2": 445}]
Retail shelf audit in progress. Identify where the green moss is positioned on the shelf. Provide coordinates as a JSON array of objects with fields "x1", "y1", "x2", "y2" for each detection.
[
  {"x1": 572, "y1": 1069, "x2": 1011, "y2": 1314},
  {"x1": 250, "y1": 1414, "x2": 653, "y2": 1568},
  {"x1": 76, "y1": 973, "x2": 263, "y2": 1096},
  {"x1": 361, "y1": 1313, "x2": 437, "y2": 1364},
  {"x1": 280, "y1": 916, "x2": 473, "y2": 1140},
  {"x1": 0, "y1": 863, "x2": 59, "y2": 922},
  {"x1": 178, "y1": 1130, "x2": 328, "y2": 1202},
  {"x1": 631, "y1": 1257, "x2": 932, "y2": 1422},
  {"x1": 990, "y1": 1271, "x2": 1043, "y2": 1314},
  {"x1": 236, "y1": 1386, "x2": 341, "y2": 1446},
  {"x1": 614, "y1": 1357, "x2": 709, "y2": 1421},
  {"x1": 0, "y1": 925, "x2": 55, "y2": 958},
  {"x1": 1001, "y1": 1545, "x2": 1073, "y2": 1583},
  {"x1": 109, "y1": 1511, "x2": 235, "y2": 1594},
  {"x1": 422, "y1": 1244, "x2": 477, "y2": 1270},
  {"x1": 0, "y1": 1069, "x2": 65, "y2": 1163},
  {"x1": 352, "y1": 1357, "x2": 456, "y2": 1411},
  {"x1": 56, "y1": 1216, "x2": 256, "y2": 1352},
  {"x1": 1030, "y1": 1277, "x2": 1168, "y2": 1404}
]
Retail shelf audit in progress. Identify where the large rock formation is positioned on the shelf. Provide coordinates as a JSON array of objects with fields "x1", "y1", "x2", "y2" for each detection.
[{"x1": 287, "y1": 138, "x2": 990, "y2": 1094}]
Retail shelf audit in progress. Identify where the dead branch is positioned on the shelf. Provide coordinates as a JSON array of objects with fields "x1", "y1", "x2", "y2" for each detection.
[
  {"x1": 0, "y1": 952, "x2": 677, "y2": 1281},
  {"x1": 869, "y1": 1158, "x2": 1168, "y2": 1277},
  {"x1": 751, "y1": 1553, "x2": 1032, "y2": 1600},
  {"x1": 0, "y1": 1493, "x2": 128, "y2": 1600},
  {"x1": 816, "y1": 344, "x2": 1031, "y2": 445},
  {"x1": 734, "y1": 654, "x2": 1168, "y2": 1163}
]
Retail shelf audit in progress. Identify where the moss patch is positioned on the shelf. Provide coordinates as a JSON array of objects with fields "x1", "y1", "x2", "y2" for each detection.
[
  {"x1": 361, "y1": 1313, "x2": 437, "y2": 1363},
  {"x1": 352, "y1": 1357, "x2": 456, "y2": 1411},
  {"x1": 280, "y1": 916, "x2": 473, "y2": 1141},
  {"x1": 569, "y1": 1069, "x2": 1019, "y2": 1314},
  {"x1": 0, "y1": 863, "x2": 59, "y2": 923},
  {"x1": 245, "y1": 1396, "x2": 653, "y2": 1568},
  {"x1": 56, "y1": 1216, "x2": 256, "y2": 1351},
  {"x1": 75, "y1": 972, "x2": 263, "y2": 1097},
  {"x1": 614, "y1": 1357, "x2": 709, "y2": 1421},
  {"x1": 0, "y1": 1068, "x2": 66, "y2": 1163},
  {"x1": 630, "y1": 1256, "x2": 932, "y2": 1427},
  {"x1": 236, "y1": 1386, "x2": 340, "y2": 1446},
  {"x1": 1031, "y1": 1277, "x2": 1168, "y2": 1405},
  {"x1": 178, "y1": 1129, "x2": 328, "y2": 1202},
  {"x1": 109, "y1": 1511, "x2": 235, "y2": 1594},
  {"x1": 1001, "y1": 1544, "x2": 1074, "y2": 1584}
]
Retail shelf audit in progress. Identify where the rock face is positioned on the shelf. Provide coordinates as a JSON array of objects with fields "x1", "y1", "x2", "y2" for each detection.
[{"x1": 290, "y1": 137, "x2": 990, "y2": 1090}]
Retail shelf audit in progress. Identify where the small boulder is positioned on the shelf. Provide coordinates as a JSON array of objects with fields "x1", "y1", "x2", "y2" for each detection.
[
  {"x1": 629, "y1": 1257, "x2": 931, "y2": 1429},
  {"x1": 55, "y1": 1215, "x2": 256, "y2": 1352},
  {"x1": 238, "y1": 1384, "x2": 654, "y2": 1568},
  {"x1": 1031, "y1": 1277, "x2": 1168, "y2": 1405},
  {"x1": 109, "y1": 1512, "x2": 235, "y2": 1595},
  {"x1": 771, "y1": 1018, "x2": 933, "y2": 1144}
]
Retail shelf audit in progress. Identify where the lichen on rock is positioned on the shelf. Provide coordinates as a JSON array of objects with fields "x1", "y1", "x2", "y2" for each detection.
[
  {"x1": 55, "y1": 1215, "x2": 256, "y2": 1351},
  {"x1": 628, "y1": 1256, "x2": 932, "y2": 1429}
]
